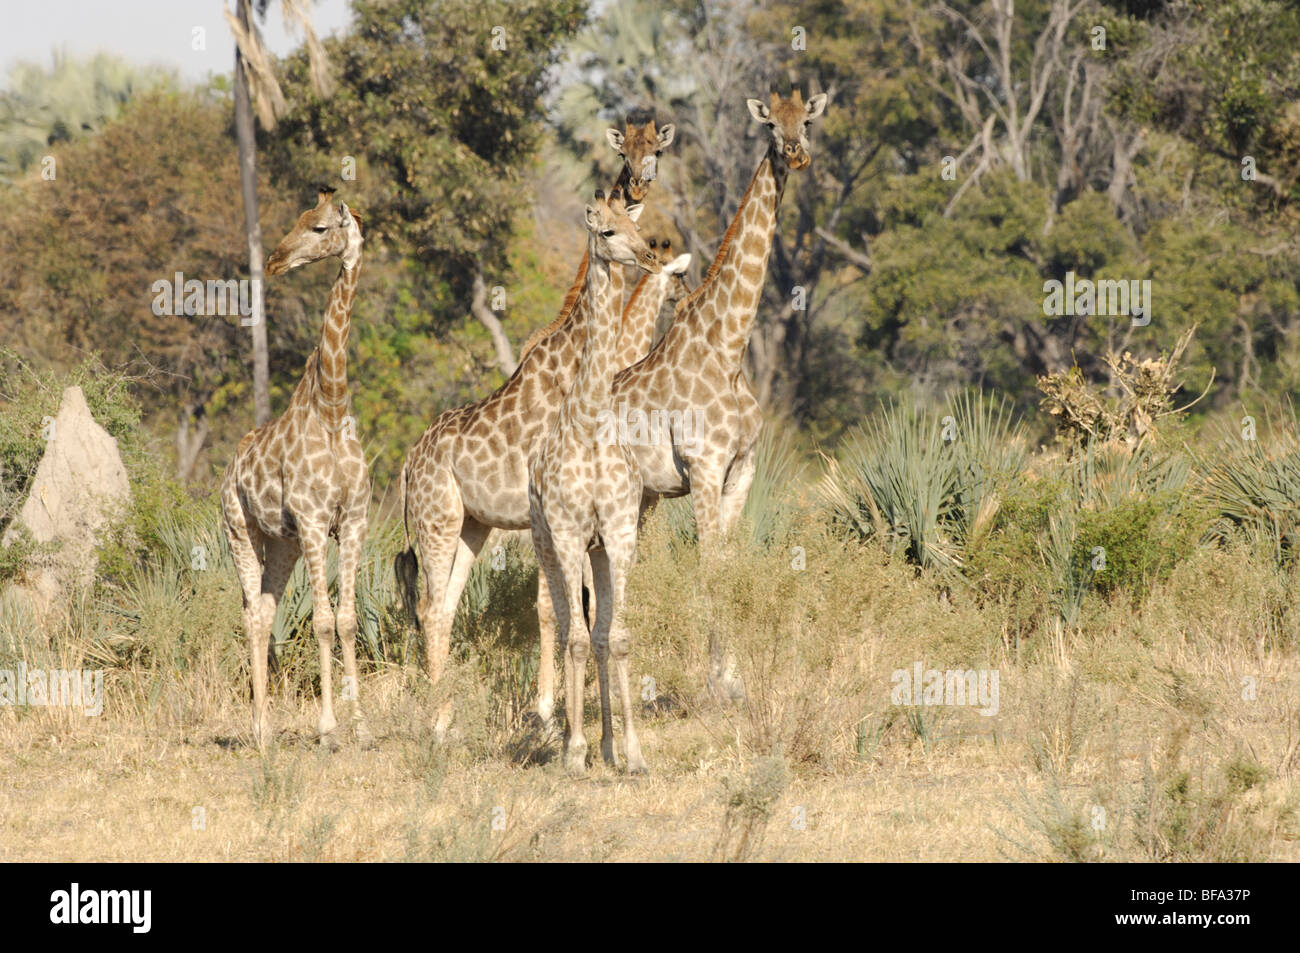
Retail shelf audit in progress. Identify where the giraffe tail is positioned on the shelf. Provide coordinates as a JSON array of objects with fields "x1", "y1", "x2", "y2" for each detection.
[{"x1": 394, "y1": 457, "x2": 420, "y2": 627}]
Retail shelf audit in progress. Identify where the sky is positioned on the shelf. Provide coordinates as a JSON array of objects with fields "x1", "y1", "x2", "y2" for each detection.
[{"x1": 2, "y1": 0, "x2": 355, "y2": 86}]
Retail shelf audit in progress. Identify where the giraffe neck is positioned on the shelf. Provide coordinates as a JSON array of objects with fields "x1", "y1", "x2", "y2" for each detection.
[
  {"x1": 517, "y1": 247, "x2": 625, "y2": 364},
  {"x1": 682, "y1": 146, "x2": 788, "y2": 370},
  {"x1": 614, "y1": 270, "x2": 669, "y2": 368},
  {"x1": 564, "y1": 242, "x2": 619, "y2": 440},
  {"x1": 314, "y1": 249, "x2": 360, "y2": 433},
  {"x1": 519, "y1": 169, "x2": 640, "y2": 362},
  {"x1": 613, "y1": 162, "x2": 633, "y2": 198}
]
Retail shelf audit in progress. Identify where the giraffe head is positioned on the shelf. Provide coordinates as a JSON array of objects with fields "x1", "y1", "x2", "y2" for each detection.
[
  {"x1": 605, "y1": 110, "x2": 675, "y2": 202},
  {"x1": 649, "y1": 238, "x2": 692, "y2": 301},
  {"x1": 585, "y1": 189, "x2": 661, "y2": 273},
  {"x1": 746, "y1": 88, "x2": 828, "y2": 171},
  {"x1": 266, "y1": 186, "x2": 363, "y2": 276}
]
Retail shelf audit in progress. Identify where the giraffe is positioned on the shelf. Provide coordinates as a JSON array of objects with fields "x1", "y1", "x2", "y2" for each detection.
[
  {"x1": 515, "y1": 111, "x2": 675, "y2": 363},
  {"x1": 394, "y1": 116, "x2": 675, "y2": 737},
  {"x1": 220, "y1": 186, "x2": 369, "y2": 749},
  {"x1": 528, "y1": 190, "x2": 660, "y2": 776},
  {"x1": 535, "y1": 88, "x2": 828, "y2": 704},
  {"x1": 614, "y1": 88, "x2": 826, "y2": 542},
  {"x1": 614, "y1": 239, "x2": 692, "y2": 370}
]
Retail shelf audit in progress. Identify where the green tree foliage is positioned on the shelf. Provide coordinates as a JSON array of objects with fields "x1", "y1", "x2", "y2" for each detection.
[
  {"x1": 0, "y1": 87, "x2": 302, "y2": 479},
  {"x1": 271, "y1": 0, "x2": 586, "y2": 291},
  {"x1": 5, "y1": 0, "x2": 1300, "y2": 490},
  {"x1": 1103, "y1": 0, "x2": 1300, "y2": 209}
]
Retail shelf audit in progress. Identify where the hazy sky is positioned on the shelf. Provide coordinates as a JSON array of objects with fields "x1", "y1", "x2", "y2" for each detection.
[{"x1": 3, "y1": 1, "x2": 355, "y2": 85}]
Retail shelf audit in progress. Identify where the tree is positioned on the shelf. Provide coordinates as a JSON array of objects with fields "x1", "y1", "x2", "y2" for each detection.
[
  {"x1": 0, "y1": 90, "x2": 302, "y2": 481},
  {"x1": 271, "y1": 0, "x2": 587, "y2": 349}
]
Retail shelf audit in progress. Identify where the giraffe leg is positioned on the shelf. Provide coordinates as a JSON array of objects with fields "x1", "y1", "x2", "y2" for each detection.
[
  {"x1": 222, "y1": 485, "x2": 272, "y2": 748},
  {"x1": 298, "y1": 523, "x2": 339, "y2": 746},
  {"x1": 335, "y1": 493, "x2": 370, "y2": 746},
  {"x1": 432, "y1": 518, "x2": 490, "y2": 737},
  {"x1": 718, "y1": 446, "x2": 757, "y2": 538},
  {"x1": 690, "y1": 468, "x2": 725, "y2": 554},
  {"x1": 581, "y1": 552, "x2": 597, "y2": 632},
  {"x1": 534, "y1": 518, "x2": 588, "y2": 776},
  {"x1": 691, "y1": 469, "x2": 745, "y2": 702},
  {"x1": 557, "y1": 541, "x2": 590, "y2": 776},
  {"x1": 595, "y1": 528, "x2": 646, "y2": 774},
  {"x1": 257, "y1": 535, "x2": 300, "y2": 732},
  {"x1": 536, "y1": 566, "x2": 559, "y2": 738},
  {"x1": 408, "y1": 473, "x2": 463, "y2": 732},
  {"x1": 588, "y1": 546, "x2": 616, "y2": 767}
]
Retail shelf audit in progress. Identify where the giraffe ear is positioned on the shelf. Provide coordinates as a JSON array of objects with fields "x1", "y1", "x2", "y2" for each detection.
[
  {"x1": 625, "y1": 203, "x2": 644, "y2": 223},
  {"x1": 805, "y1": 93, "x2": 828, "y2": 120},
  {"x1": 605, "y1": 128, "x2": 625, "y2": 153},
  {"x1": 746, "y1": 99, "x2": 770, "y2": 123},
  {"x1": 665, "y1": 253, "x2": 691, "y2": 275},
  {"x1": 584, "y1": 205, "x2": 601, "y2": 229},
  {"x1": 656, "y1": 123, "x2": 675, "y2": 149},
  {"x1": 338, "y1": 202, "x2": 354, "y2": 227}
]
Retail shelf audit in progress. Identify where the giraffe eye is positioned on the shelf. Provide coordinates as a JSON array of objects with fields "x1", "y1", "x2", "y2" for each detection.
[
  {"x1": 601, "y1": 229, "x2": 615, "y2": 238},
  {"x1": 313, "y1": 226, "x2": 328, "y2": 233}
]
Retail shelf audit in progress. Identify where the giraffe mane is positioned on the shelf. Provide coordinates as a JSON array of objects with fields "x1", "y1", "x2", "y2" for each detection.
[
  {"x1": 677, "y1": 158, "x2": 763, "y2": 312},
  {"x1": 517, "y1": 252, "x2": 589, "y2": 362},
  {"x1": 622, "y1": 269, "x2": 652, "y2": 315}
]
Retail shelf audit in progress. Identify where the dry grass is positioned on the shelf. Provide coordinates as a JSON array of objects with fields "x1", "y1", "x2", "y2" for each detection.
[{"x1": 2, "y1": 502, "x2": 1298, "y2": 862}]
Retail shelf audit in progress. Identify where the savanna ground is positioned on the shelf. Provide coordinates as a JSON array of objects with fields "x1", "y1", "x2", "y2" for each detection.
[
  {"x1": 5, "y1": 0, "x2": 1300, "y2": 865},
  {"x1": 2, "y1": 369, "x2": 1298, "y2": 862}
]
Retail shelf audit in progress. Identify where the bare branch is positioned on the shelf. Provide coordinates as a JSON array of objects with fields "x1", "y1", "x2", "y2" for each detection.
[
  {"x1": 471, "y1": 272, "x2": 517, "y2": 378},
  {"x1": 814, "y1": 227, "x2": 872, "y2": 273}
]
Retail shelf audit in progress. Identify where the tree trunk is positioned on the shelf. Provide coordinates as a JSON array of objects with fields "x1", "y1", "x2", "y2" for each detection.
[
  {"x1": 471, "y1": 271, "x2": 518, "y2": 377},
  {"x1": 176, "y1": 405, "x2": 210, "y2": 484},
  {"x1": 234, "y1": 0, "x2": 270, "y2": 427}
]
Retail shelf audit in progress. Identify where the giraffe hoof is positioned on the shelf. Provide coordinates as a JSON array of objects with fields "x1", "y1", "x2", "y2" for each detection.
[
  {"x1": 626, "y1": 759, "x2": 649, "y2": 776},
  {"x1": 354, "y1": 720, "x2": 376, "y2": 750},
  {"x1": 318, "y1": 730, "x2": 341, "y2": 752}
]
